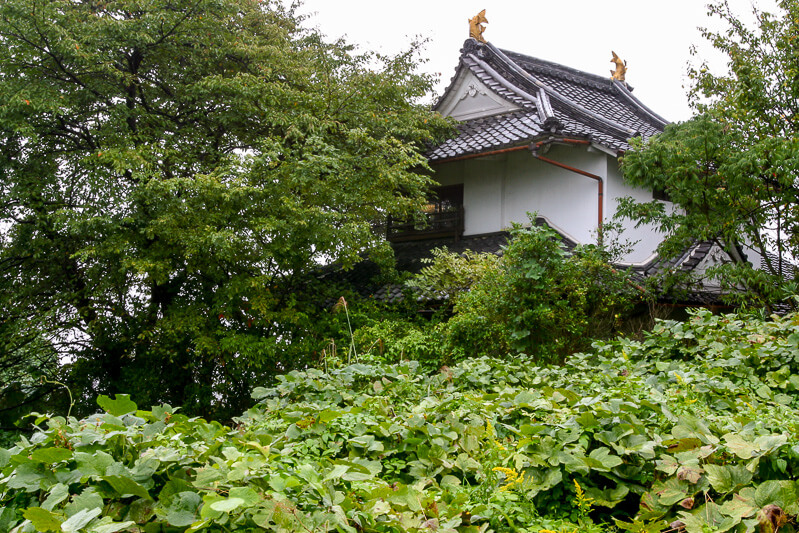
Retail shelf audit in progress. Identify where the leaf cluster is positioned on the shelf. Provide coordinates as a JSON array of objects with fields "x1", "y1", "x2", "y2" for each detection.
[{"x1": 440, "y1": 218, "x2": 639, "y2": 364}]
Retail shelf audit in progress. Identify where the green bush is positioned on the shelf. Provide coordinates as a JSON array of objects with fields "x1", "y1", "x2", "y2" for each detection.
[{"x1": 442, "y1": 219, "x2": 639, "y2": 364}]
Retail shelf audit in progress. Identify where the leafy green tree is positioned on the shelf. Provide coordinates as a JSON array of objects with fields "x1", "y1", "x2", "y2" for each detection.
[
  {"x1": 619, "y1": 0, "x2": 799, "y2": 311},
  {"x1": 0, "y1": 0, "x2": 451, "y2": 418}
]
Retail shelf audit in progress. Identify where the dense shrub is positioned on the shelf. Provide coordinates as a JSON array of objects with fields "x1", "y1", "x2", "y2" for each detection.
[{"x1": 441, "y1": 220, "x2": 639, "y2": 363}]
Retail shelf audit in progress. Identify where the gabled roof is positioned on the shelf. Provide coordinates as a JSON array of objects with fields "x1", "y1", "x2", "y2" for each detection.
[{"x1": 429, "y1": 39, "x2": 668, "y2": 161}]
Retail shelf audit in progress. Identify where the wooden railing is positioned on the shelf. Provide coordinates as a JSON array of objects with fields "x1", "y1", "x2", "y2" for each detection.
[{"x1": 386, "y1": 206, "x2": 464, "y2": 242}]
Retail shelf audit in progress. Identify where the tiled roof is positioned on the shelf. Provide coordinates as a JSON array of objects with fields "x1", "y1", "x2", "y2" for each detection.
[{"x1": 429, "y1": 40, "x2": 668, "y2": 161}]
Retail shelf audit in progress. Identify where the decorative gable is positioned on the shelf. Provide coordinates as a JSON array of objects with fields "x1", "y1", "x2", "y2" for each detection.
[{"x1": 436, "y1": 69, "x2": 520, "y2": 121}]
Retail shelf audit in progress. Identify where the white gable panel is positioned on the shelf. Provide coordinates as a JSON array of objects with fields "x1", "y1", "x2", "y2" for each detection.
[{"x1": 437, "y1": 70, "x2": 520, "y2": 121}]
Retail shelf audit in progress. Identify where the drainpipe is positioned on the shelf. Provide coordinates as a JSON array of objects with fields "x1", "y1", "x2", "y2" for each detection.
[{"x1": 529, "y1": 139, "x2": 604, "y2": 234}]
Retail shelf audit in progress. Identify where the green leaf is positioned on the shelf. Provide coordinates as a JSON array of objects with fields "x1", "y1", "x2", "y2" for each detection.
[
  {"x1": 64, "y1": 488, "x2": 104, "y2": 518},
  {"x1": 723, "y1": 433, "x2": 758, "y2": 460},
  {"x1": 678, "y1": 502, "x2": 736, "y2": 533},
  {"x1": 163, "y1": 491, "x2": 202, "y2": 527},
  {"x1": 61, "y1": 507, "x2": 102, "y2": 533},
  {"x1": 88, "y1": 517, "x2": 137, "y2": 533},
  {"x1": 31, "y1": 447, "x2": 73, "y2": 464},
  {"x1": 229, "y1": 487, "x2": 261, "y2": 507},
  {"x1": 42, "y1": 483, "x2": 70, "y2": 511},
  {"x1": 324, "y1": 464, "x2": 350, "y2": 481},
  {"x1": 96, "y1": 394, "x2": 138, "y2": 417},
  {"x1": 74, "y1": 451, "x2": 116, "y2": 477},
  {"x1": 584, "y1": 484, "x2": 629, "y2": 508},
  {"x1": 754, "y1": 480, "x2": 794, "y2": 508},
  {"x1": 704, "y1": 464, "x2": 752, "y2": 494},
  {"x1": 719, "y1": 488, "x2": 757, "y2": 519},
  {"x1": 209, "y1": 497, "x2": 245, "y2": 513},
  {"x1": 586, "y1": 447, "x2": 623, "y2": 471},
  {"x1": 23, "y1": 507, "x2": 64, "y2": 532},
  {"x1": 101, "y1": 475, "x2": 150, "y2": 499},
  {"x1": 0, "y1": 448, "x2": 10, "y2": 468}
]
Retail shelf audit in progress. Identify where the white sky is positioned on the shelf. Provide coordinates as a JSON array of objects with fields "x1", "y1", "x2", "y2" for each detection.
[{"x1": 296, "y1": 0, "x2": 780, "y2": 123}]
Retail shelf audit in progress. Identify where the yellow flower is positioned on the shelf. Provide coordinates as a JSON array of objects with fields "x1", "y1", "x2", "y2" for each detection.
[
  {"x1": 493, "y1": 467, "x2": 522, "y2": 492},
  {"x1": 573, "y1": 479, "x2": 594, "y2": 515}
]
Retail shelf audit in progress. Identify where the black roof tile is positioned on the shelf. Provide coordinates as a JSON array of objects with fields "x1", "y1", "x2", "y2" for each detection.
[{"x1": 430, "y1": 39, "x2": 668, "y2": 162}]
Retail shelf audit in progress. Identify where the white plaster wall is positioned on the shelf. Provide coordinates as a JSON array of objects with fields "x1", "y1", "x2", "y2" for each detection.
[
  {"x1": 433, "y1": 146, "x2": 601, "y2": 243},
  {"x1": 435, "y1": 157, "x2": 503, "y2": 236},
  {"x1": 503, "y1": 146, "x2": 601, "y2": 245},
  {"x1": 433, "y1": 145, "x2": 671, "y2": 265}
]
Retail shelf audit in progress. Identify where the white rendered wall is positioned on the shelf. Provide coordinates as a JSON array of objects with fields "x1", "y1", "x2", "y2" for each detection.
[
  {"x1": 434, "y1": 146, "x2": 601, "y2": 244},
  {"x1": 433, "y1": 145, "x2": 668, "y2": 265}
]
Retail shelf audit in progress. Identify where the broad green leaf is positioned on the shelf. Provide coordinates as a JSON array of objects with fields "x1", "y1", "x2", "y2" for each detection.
[
  {"x1": 753, "y1": 434, "x2": 787, "y2": 452},
  {"x1": 42, "y1": 483, "x2": 70, "y2": 511},
  {"x1": 662, "y1": 438, "x2": 702, "y2": 453},
  {"x1": 163, "y1": 491, "x2": 202, "y2": 527},
  {"x1": 678, "y1": 502, "x2": 737, "y2": 533},
  {"x1": 31, "y1": 448, "x2": 73, "y2": 464},
  {"x1": 229, "y1": 487, "x2": 261, "y2": 507},
  {"x1": 324, "y1": 464, "x2": 350, "y2": 481},
  {"x1": 0, "y1": 448, "x2": 10, "y2": 468},
  {"x1": 719, "y1": 488, "x2": 757, "y2": 519},
  {"x1": 655, "y1": 455, "x2": 679, "y2": 475},
  {"x1": 64, "y1": 488, "x2": 104, "y2": 518},
  {"x1": 723, "y1": 433, "x2": 758, "y2": 460},
  {"x1": 209, "y1": 497, "x2": 245, "y2": 513},
  {"x1": 584, "y1": 484, "x2": 629, "y2": 508},
  {"x1": 192, "y1": 467, "x2": 224, "y2": 486},
  {"x1": 755, "y1": 384, "x2": 772, "y2": 399},
  {"x1": 385, "y1": 486, "x2": 423, "y2": 512},
  {"x1": 96, "y1": 394, "x2": 138, "y2": 417},
  {"x1": 6, "y1": 461, "x2": 51, "y2": 491},
  {"x1": 754, "y1": 480, "x2": 794, "y2": 507},
  {"x1": 101, "y1": 475, "x2": 150, "y2": 499},
  {"x1": 74, "y1": 451, "x2": 116, "y2": 478},
  {"x1": 587, "y1": 447, "x2": 623, "y2": 471},
  {"x1": 704, "y1": 464, "x2": 752, "y2": 494},
  {"x1": 88, "y1": 517, "x2": 137, "y2": 533},
  {"x1": 440, "y1": 475, "x2": 461, "y2": 487},
  {"x1": 23, "y1": 507, "x2": 63, "y2": 532},
  {"x1": 61, "y1": 507, "x2": 102, "y2": 533}
]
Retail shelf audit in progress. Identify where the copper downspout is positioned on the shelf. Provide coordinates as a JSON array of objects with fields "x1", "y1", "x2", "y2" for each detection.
[{"x1": 530, "y1": 139, "x2": 603, "y2": 231}]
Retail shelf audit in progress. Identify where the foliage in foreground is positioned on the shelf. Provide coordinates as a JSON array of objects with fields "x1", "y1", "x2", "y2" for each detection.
[{"x1": 3, "y1": 310, "x2": 799, "y2": 531}]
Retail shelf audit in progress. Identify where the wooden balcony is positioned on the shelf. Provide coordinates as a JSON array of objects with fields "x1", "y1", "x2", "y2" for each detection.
[{"x1": 386, "y1": 206, "x2": 464, "y2": 242}]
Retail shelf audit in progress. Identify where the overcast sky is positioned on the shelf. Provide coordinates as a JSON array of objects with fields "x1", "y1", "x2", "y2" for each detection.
[{"x1": 296, "y1": 0, "x2": 780, "y2": 123}]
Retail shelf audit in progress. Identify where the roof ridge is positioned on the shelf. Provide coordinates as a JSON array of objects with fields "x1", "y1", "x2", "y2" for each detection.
[
  {"x1": 483, "y1": 42, "x2": 637, "y2": 140},
  {"x1": 501, "y1": 48, "x2": 618, "y2": 91},
  {"x1": 501, "y1": 45, "x2": 669, "y2": 130}
]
